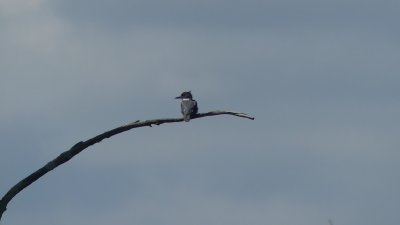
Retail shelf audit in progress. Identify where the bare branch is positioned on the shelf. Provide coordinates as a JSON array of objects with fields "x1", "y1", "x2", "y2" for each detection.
[{"x1": 0, "y1": 110, "x2": 253, "y2": 221}]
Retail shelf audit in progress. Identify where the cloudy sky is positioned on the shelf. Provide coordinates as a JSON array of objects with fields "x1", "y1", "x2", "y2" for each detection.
[{"x1": 1, "y1": 0, "x2": 399, "y2": 224}]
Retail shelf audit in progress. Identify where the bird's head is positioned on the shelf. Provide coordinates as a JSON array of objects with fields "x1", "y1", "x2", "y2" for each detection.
[{"x1": 175, "y1": 91, "x2": 193, "y2": 100}]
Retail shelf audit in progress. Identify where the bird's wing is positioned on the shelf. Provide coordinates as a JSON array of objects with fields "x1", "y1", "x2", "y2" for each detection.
[{"x1": 192, "y1": 100, "x2": 198, "y2": 114}]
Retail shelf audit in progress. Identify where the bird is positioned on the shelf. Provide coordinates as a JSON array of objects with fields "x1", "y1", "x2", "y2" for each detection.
[{"x1": 175, "y1": 91, "x2": 198, "y2": 122}]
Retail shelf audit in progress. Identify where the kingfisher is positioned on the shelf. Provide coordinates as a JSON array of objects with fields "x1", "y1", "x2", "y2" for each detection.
[{"x1": 175, "y1": 91, "x2": 198, "y2": 122}]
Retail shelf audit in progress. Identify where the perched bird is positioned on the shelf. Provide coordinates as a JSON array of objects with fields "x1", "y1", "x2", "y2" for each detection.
[{"x1": 175, "y1": 91, "x2": 198, "y2": 122}]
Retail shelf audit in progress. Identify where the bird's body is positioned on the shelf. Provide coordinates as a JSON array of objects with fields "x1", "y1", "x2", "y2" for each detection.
[
  {"x1": 181, "y1": 98, "x2": 198, "y2": 122},
  {"x1": 175, "y1": 91, "x2": 198, "y2": 122}
]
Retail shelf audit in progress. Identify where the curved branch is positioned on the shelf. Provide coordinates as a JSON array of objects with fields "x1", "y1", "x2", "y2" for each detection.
[{"x1": 0, "y1": 110, "x2": 253, "y2": 221}]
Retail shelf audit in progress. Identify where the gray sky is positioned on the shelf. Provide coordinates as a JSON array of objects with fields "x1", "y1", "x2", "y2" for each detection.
[{"x1": 1, "y1": 0, "x2": 400, "y2": 225}]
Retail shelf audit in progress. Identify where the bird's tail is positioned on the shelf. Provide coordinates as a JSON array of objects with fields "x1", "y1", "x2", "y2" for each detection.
[{"x1": 183, "y1": 114, "x2": 191, "y2": 122}]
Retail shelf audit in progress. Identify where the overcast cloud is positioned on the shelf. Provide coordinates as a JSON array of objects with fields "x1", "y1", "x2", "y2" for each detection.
[{"x1": 1, "y1": 0, "x2": 400, "y2": 225}]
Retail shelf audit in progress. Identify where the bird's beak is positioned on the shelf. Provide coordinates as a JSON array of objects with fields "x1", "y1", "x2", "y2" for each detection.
[{"x1": 175, "y1": 96, "x2": 181, "y2": 99}]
